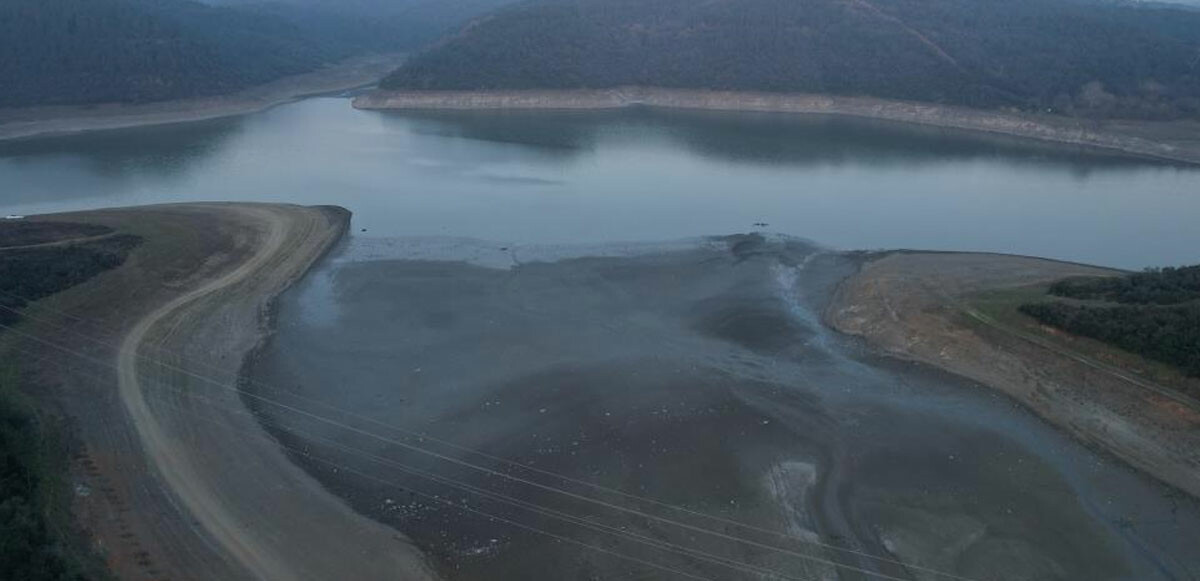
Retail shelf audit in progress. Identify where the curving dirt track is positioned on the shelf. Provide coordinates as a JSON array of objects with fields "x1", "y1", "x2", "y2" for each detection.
[
  {"x1": 13, "y1": 203, "x2": 436, "y2": 581},
  {"x1": 118, "y1": 204, "x2": 436, "y2": 581}
]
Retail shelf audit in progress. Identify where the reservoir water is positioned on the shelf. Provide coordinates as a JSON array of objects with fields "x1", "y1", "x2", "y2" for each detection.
[
  {"x1": 2, "y1": 96, "x2": 1200, "y2": 269},
  {"x1": 4, "y1": 97, "x2": 1200, "y2": 579}
]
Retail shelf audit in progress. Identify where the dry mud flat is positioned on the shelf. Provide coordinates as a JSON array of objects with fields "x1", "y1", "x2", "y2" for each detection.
[
  {"x1": 6, "y1": 204, "x2": 432, "y2": 580},
  {"x1": 251, "y1": 235, "x2": 1200, "y2": 581}
]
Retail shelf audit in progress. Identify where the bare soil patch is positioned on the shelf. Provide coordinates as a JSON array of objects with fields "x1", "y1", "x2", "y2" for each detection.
[
  {"x1": 1, "y1": 203, "x2": 435, "y2": 580},
  {"x1": 826, "y1": 252, "x2": 1200, "y2": 498}
]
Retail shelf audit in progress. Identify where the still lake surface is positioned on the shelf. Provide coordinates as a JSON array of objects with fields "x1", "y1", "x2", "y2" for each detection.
[
  {"x1": 5, "y1": 97, "x2": 1200, "y2": 578},
  {"x1": 2, "y1": 96, "x2": 1199, "y2": 268}
]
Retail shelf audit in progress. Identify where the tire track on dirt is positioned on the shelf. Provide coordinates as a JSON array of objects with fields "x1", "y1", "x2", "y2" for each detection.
[
  {"x1": 117, "y1": 207, "x2": 294, "y2": 579},
  {"x1": 113, "y1": 204, "x2": 437, "y2": 581}
]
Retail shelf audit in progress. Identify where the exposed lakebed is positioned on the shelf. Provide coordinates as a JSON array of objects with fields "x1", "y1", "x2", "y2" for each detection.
[
  {"x1": 248, "y1": 235, "x2": 1200, "y2": 580},
  {"x1": 5, "y1": 96, "x2": 1200, "y2": 578}
]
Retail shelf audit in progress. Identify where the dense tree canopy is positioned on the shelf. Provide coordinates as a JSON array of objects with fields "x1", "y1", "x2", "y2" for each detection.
[
  {"x1": 1049, "y1": 265, "x2": 1200, "y2": 305},
  {"x1": 383, "y1": 0, "x2": 1200, "y2": 119},
  {"x1": 1023, "y1": 265, "x2": 1200, "y2": 377},
  {"x1": 0, "y1": 230, "x2": 140, "y2": 581},
  {"x1": 0, "y1": 0, "x2": 516, "y2": 107},
  {"x1": 1, "y1": 0, "x2": 327, "y2": 107}
]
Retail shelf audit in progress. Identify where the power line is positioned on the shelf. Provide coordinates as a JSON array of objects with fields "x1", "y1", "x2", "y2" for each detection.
[
  {"x1": 0, "y1": 286, "x2": 916, "y2": 571},
  {"x1": 12, "y1": 343, "x2": 731, "y2": 581},
  {"x1": 1, "y1": 321, "x2": 924, "y2": 581},
  {"x1": 0, "y1": 295, "x2": 980, "y2": 581},
  {"x1": 3, "y1": 285, "x2": 865, "y2": 563},
  {"x1": 127, "y1": 363, "x2": 833, "y2": 581},
  {"x1": 0, "y1": 293, "x2": 977, "y2": 580}
]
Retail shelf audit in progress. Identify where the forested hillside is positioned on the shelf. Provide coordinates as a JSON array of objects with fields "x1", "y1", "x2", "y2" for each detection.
[
  {"x1": 382, "y1": 0, "x2": 1200, "y2": 120},
  {"x1": 0, "y1": 0, "x2": 515, "y2": 108},
  {"x1": 208, "y1": 0, "x2": 518, "y2": 54},
  {"x1": 1049, "y1": 265, "x2": 1200, "y2": 305}
]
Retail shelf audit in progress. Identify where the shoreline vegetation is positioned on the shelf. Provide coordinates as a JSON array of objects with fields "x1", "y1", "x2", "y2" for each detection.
[
  {"x1": 827, "y1": 251, "x2": 1200, "y2": 499},
  {"x1": 1021, "y1": 266, "x2": 1200, "y2": 379},
  {"x1": 4, "y1": 205, "x2": 1197, "y2": 577},
  {"x1": 0, "y1": 223, "x2": 140, "y2": 580},
  {"x1": 0, "y1": 54, "x2": 405, "y2": 142},
  {"x1": 354, "y1": 87, "x2": 1200, "y2": 165},
  {"x1": 0, "y1": 204, "x2": 435, "y2": 580}
]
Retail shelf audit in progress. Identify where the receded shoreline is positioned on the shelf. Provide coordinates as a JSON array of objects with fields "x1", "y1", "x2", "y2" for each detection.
[
  {"x1": 0, "y1": 54, "x2": 405, "y2": 142},
  {"x1": 354, "y1": 87, "x2": 1200, "y2": 165},
  {"x1": 826, "y1": 251, "x2": 1200, "y2": 499},
  {"x1": 248, "y1": 234, "x2": 1200, "y2": 579}
]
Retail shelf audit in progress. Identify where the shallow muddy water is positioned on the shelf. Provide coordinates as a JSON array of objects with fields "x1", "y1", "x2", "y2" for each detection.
[{"x1": 249, "y1": 235, "x2": 1200, "y2": 580}]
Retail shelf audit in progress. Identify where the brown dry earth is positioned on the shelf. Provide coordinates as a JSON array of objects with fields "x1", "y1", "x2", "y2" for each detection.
[
  {"x1": 0, "y1": 54, "x2": 404, "y2": 142},
  {"x1": 826, "y1": 252, "x2": 1200, "y2": 499},
  {"x1": 6, "y1": 204, "x2": 435, "y2": 580}
]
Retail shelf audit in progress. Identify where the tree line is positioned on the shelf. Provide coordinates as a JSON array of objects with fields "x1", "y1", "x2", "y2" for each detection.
[
  {"x1": 0, "y1": 0, "x2": 513, "y2": 108},
  {"x1": 0, "y1": 230, "x2": 140, "y2": 580},
  {"x1": 383, "y1": 0, "x2": 1200, "y2": 120},
  {"x1": 1022, "y1": 265, "x2": 1200, "y2": 377},
  {"x1": 1048, "y1": 265, "x2": 1200, "y2": 305}
]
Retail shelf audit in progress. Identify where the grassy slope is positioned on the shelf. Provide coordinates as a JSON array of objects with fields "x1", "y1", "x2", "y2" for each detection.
[
  {"x1": 0, "y1": 361, "x2": 101, "y2": 581},
  {"x1": 0, "y1": 226, "x2": 141, "y2": 581},
  {"x1": 967, "y1": 284, "x2": 1200, "y2": 400}
]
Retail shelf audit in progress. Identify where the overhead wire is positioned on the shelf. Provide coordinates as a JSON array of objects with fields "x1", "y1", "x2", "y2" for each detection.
[
  {"x1": 0, "y1": 288, "x2": 975, "y2": 579},
  {"x1": 8, "y1": 342, "x2": 750, "y2": 581},
  {"x1": 2, "y1": 321, "x2": 919, "y2": 581},
  {"x1": 0, "y1": 292, "x2": 980, "y2": 581}
]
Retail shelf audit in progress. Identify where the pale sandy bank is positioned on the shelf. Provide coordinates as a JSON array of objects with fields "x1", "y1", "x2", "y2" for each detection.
[
  {"x1": 826, "y1": 252, "x2": 1200, "y2": 499},
  {"x1": 355, "y1": 87, "x2": 1200, "y2": 165},
  {"x1": 8, "y1": 204, "x2": 436, "y2": 580}
]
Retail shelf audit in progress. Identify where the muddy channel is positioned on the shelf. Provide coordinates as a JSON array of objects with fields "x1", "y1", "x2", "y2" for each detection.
[{"x1": 247, "y1": 234, "x2": 1200, "y2": 581}]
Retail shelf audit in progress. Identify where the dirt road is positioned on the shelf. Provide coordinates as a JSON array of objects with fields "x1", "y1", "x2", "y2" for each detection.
[
  {"x1": 12, "y1": 204, "x2": 436, "y2": 581},
  {"x1": 115, "y1": 204, "x2": 436, "y2": 581},
  {"x1": 116, "y1": 206, "x2": 295, "y2": 579}
]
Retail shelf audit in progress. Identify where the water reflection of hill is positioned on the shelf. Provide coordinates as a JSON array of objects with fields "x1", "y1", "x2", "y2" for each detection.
[
  {"x1": 249, "y1": 235, "x2": 1200, "y2": 581},
  {"x1": 0, "y1": 117, "x2": 244, "y2": 205},
  {"x1": 386, "y1": 107, "x2": 1180, "y2": 174}
]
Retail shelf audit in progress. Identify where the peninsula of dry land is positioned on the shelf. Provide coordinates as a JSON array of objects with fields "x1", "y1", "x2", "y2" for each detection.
[
  {"x1": 826, "y1": 252, "x2": 1200, "y2": 499},
  {"x1": 0, "y1": 203, "x2": 434, "y2": 580}
]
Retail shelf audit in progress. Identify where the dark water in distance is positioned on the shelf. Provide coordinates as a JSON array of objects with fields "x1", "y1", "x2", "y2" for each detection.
[{"x1": 2, "y1": 97, "x2": 1200, "y2": 268}]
